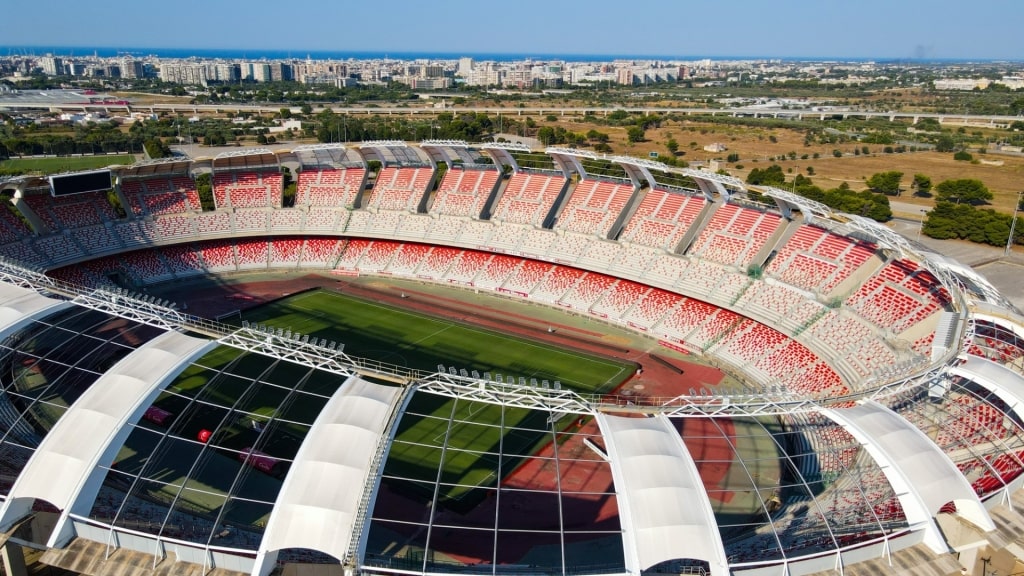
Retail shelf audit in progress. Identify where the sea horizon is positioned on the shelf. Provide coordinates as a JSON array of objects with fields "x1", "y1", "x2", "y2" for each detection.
[{"x1": 1, "y1": 45, "x2": 1015, "y2": 64}]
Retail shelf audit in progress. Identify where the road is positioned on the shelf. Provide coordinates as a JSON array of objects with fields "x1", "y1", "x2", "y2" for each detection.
[{"x1": 0, "y1": 97, "x2": 1020, "y2": 126}]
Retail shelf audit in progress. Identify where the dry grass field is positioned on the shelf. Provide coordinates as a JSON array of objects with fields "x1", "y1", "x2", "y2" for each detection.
[{"x1": 537, "y1": 116, "x2": 1024, "y2": 214}]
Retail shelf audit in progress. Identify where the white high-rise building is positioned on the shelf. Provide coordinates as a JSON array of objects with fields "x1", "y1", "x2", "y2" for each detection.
[{"x1": 39, "y1": 56, "x2": 64, "y2": 76}]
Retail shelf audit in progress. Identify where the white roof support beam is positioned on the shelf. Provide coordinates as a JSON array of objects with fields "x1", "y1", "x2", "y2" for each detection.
[
  {"x1": 949, "y1": 355, "x2": 1024, "y2": 423},
  {"x1": 253, "y1": 376, "x2": 402, "y2": 576},
  {"x1": 819, "y1": 400, "x2": 995, "y2": 553},
  {"x1": 597, "y1": 413, "x2": 729, "y2": 576},
  {"x1": 0, "y1": 330, "x2": 214, "y2": 547}
]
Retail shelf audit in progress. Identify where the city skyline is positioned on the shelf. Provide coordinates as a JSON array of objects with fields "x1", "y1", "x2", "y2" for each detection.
[{"x1": 5, "y1": 0, "x2": 1024, "y2": 61}]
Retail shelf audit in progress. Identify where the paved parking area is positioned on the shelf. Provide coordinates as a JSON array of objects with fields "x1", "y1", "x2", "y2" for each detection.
[{"x1": 888, "y1": 218, "x2": 1024, "y2": 311}]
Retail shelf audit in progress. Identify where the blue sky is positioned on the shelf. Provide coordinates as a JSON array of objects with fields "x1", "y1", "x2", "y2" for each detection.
[{"x1": 5, "y1": 0, "x2": 1023, "y2": 60}]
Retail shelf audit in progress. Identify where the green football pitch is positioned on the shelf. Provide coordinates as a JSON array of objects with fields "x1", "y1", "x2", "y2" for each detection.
[
  {"x1": 234, "y1": 288, "x2": 636, "y2": 505},
  {"x1": 0, "y1": 154, "x2": 135, "y2": 174},
  {"x1": 236, "y1": 289, "x2": 635, "y2": 393},
  {"x1": 129, "y1": 288, "x2": 634, "y2": 517}
]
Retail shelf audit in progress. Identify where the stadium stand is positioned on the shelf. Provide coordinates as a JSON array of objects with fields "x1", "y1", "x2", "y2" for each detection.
[
  {"x1": 457, "y1": 220, "x2": 495, "y2": 248},
  {"x1": 123, "y1": 176, "x2": 200, "y2": 217},
  {"x1": 446, "y1": 250, "x2": 491, "y2": 285},
  {"x1": 518, "y1": 228, "x2": 557, "y2": 259},
  {"x1": 530, "y1": 265, "x2": 585, "y2": 303},
  {"x1": 624, "y1": 287, "x2": 681, "y2": 330},
  {"x1": 554, "y1": 179, "x2": 634, "y2": 236},
  {"x1": 213, "y1": 171, "x2": 283, "y2": 209},
  {"x1": 474, "y1": 253, "x2": 519, "y2": 290},
  {"x1": 304, "y1": 207, "x2": 344, "y2": 232},
  {"x1": 490, "y1": 171, "x2": 566, "y2": 226},
  {"x1": 429, "y1": 167, "x2": 500, "y2": 218},
  {"x1": 197, "y1": 239, "x2": 237, "y2": 271},
  {"x1": 0, "y1": 204, "x2": 33, "y2": 245},
  {"x1": 22, "y1": 191, "x2": 117, "y2": 231},
  {"x1": 970, "y1": 320, "x2": 1024, "y2": 364},
  {"x1": 765, "y1": 224, "x2": 877, "y2": 295},
  {"x1": 72, "y1": 224, "x2": 122, "y2": 254},
  {"x1": 301, "y1": 237, "x2": 346, "y2": 267},
  {"x1": 549, "y1": 231, "x2": 594, "y2": 263},
  {"x1": 410, "y1": 245, "x2": 458, "y2": 280},
  {"x1": 386, "y1": 243, "x2": 432, "y2": 276},
  {"x1": 644, "y1": 252, "x2": 692, "y2": 286},
  {"x1": 7, "y1": 143, "x2": 1023, "y2": 576},
  {"x1": 119, "y1": 249, "x2": 172, "y2": 282},
  {"x1": 590, "y1": 279, "x2": 649, "y2": 319},
  {"x1": 269, "y1": 239, "x2": 304, "y2": 267},
  {"x1": 395, "y1": 212, "x2": 432, "y2": 238},
  {"x1": 335, "y1": 239, "x2": 372, "y2": 271},
  {"x1": 234, "y1": 209, "x2": 270, "y2": 233},
  {"x1": 153, "y1": 214, "x2": 196, "y2": 240},
  {"x1": 619, "y1": 189, "x2": 706, "y2": 250},
  {"x1": 688, "y1": 203, "x2": 782, "y2": 267},
  {"x1": 114, "y1": 219, "x2": 158, "y2": 249},
  {"x1": 33, "y1": 233, "x2": 85, "y2": 262},
  {"x1": 359, "y1": 240, "x2": 402, "y2": 272},
  {"x1": 845, "y1": 259, "x2": 950, "y2": 334},
  {"x1": 160, "y1": 243, "x2": 204, "y2": 278},
  {"x1": 269, "y1": 208, "x2": 304, "y2": 232},
  {"x1": 195, "y1": 211, "x2": 233, "y2": 236},
  {"x1": 295, "y1": 168, "x2": 365, "y2": 207},
  {"x1": 501, "y1": 259, "x2": 554, "y2": 297},
  {"x1": 235, "y1": 239, "x2": 270, "y2": 269},
  {"x1": 733, "y1": 281, "x2": 825, "y2": 333},
  {"x1": 364, "y1": 167, "x2": 433, "y2": 212},
  {"x1": 558, "y1": 272, "x2": 616, "y2": 311}
]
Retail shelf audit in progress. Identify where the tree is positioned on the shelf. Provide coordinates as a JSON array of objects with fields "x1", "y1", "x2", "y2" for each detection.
[
  {"x1": 912, "y1": 174, "x2": 932, "y2": 197},
  {"x1": 934, "y1": 179, "x2": 993, "y2": 205},
  {"x1": 953, "y1": 150, "x2": 973, "y2": 161},
  {"x1": 279, "y1": 108, "x2": 292, "y2": 119},
  {"x1": 866, "y1": 171, "x2": 903, "y2": 195},
  {"x1": 300, "y1": 103, "x2": 313, "y2": 115},
  {"x1": 746, "y1": 164, "x2": 786, "y2": 186},
  {"x1": 935, "y1": 134, "x2": 956, "y2": 152},
  {"x1": 142, "y1": 137, "x2": 171, "y2": 159},
  {"x1": 626, "y1": 126, "x2": 645, "y2": 143},
  {"x1": 923, "y1": 201, "x2": 1021, "y2": 247},
  {"x1": 666, "y1": 138, "x2": 679, "y2": 155}
]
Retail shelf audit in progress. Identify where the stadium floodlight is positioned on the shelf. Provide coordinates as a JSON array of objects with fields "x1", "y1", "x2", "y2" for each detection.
[
  {"x1": 292, "y1": 143, "x2": 347, "y2": 152},
  {"x1": 480, "y1": 142, "x2": 533, "y2": 153},
  {"x1": 682, "y1": 168, "x2": 747, "y2": 190},
  {"x1": 72, "y1": 288, "x2": 186, "y2": 332},
  {"x1": 214, "y1": 148, "x2": 275, "y2": 160},
  {"x1": 610, "y1": 155, "x2": 671, "y2": 173},
  {"x1": 420, "y1": 139, "x2": 469, "y2": 148},
  {"x1": 545, "y1": 146, "x2": 598, "y2": 159},
  {"x1": 759, "y1": 186, "x2": 833, "y2": 220},
  {"x1": 358, "y1": 140, "x2": 408, "y2": 149}
]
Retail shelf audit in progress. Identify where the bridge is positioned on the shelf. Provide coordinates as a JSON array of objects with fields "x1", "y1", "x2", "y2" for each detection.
[{"x1": 0, "y1": 98, "x2": 1020, "y2": 126}]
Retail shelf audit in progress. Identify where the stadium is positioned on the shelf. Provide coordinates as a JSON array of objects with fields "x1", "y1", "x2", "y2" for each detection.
[{"x1": 0, "y1": 141, "x2": 1022, "y2": 576}]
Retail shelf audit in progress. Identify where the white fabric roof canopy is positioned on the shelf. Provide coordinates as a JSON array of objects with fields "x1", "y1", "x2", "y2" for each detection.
[
  {"x1": 597, "y1": 413, "x2": 729, "y2": 576},
  {"x1": 820, "y1": 400, "x2": 995, "y2": 553},
  {"x1": 949, "y1": 355, "x2": 1024, "y2": 423},
  {"x1": 0, "y1": 330, "x2": 214, "y2": 546},
  {"x1": 253, "y1": 375, "x2": 402, "y2": 576},
  {"x1": 0, "y1": 282, "x2": 68, "y2": 338}
]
